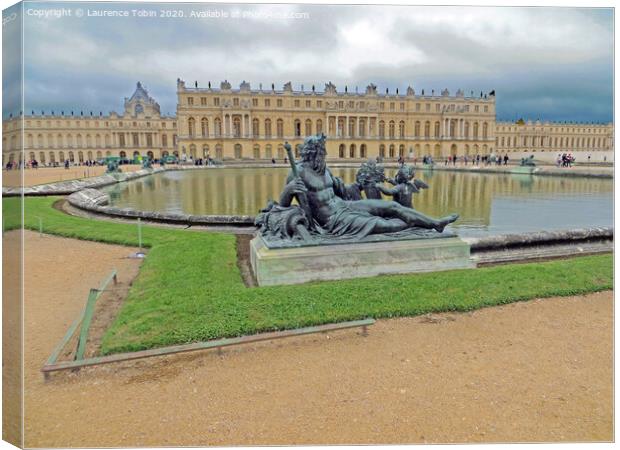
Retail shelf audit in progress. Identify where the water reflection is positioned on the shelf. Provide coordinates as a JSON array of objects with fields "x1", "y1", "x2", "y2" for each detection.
[{"x1": 104, "y1": 168, "x2": 613, "y2": 237}]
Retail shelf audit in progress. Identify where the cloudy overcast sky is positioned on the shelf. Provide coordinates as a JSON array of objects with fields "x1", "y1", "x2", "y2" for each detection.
[{"x1": 3, "y1": 2, "x2": 614, "y2": 122}]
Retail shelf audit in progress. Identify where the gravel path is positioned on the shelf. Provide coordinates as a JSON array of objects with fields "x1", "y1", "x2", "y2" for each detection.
[{"x1": 19, "y1": 231, "x2": 612, "y2": 446}]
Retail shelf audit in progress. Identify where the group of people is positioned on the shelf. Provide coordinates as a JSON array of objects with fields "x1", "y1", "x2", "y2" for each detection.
[
  {"x1": 557, "y1": 153, "x2": 575, "y2": 167},
  {"x1": 421, "y1": 154, "x2": 510, "y2": 166}
]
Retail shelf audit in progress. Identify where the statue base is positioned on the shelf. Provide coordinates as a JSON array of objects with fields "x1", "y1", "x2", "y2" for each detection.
[{"x1": 250, "y1": 234, "x2": 475, "y2": 286}]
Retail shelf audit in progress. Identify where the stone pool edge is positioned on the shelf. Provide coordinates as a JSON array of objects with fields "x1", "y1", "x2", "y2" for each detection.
[{"x1": 2, "y1": 163, "x2": 612, "y2": 197}]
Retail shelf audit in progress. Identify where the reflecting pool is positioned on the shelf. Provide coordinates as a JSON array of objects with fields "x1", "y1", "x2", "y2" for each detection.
[{"x1": 104, "y1": 168, "x2": 613, "y2": 237}]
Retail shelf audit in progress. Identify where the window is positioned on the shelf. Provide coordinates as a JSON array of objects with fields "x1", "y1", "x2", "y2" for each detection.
[
  {"x1": 426, "y1": 103, "x2": 431, "y2": 111},
  {"x1": 416, "y1": 103, "x2": 421, "y2": 111},
  {"x1": 400, "y1": 103, "x2": 405, "y2": 111},
  {"x1": 162, "y1": 134, "x2": 168, "y2": 147},
  {"x1": 265, "y1": 119, "x2": 272, "y2": 137},
  {"x1": 214, "y1": 98, "x2": 220, "y2": 106},
  {"x1": 380, "y1": 102, "x2": 385, "y2": 110},
  {"x1": 252, "y1": 99, "x2": 258, "y2": 107},
  {"x1": 317, "y1": 101, "x2": 322, "y2": 108},
  {"x1": 306, "y1": 100, "x2": 311, "y2": 108},
  {"x1": 294, "y1": 100, "x2": 300, "y2": 107},
  {"x1": 294, "y1": 120, "x2": 301, "y2": 137},
  {"x1": 339, "y1": 101, "x2": 344, "y2": 109},
  {"x1": 390, "y1": 102, "x2": 395, "y2": 111},
  {"x1": 265, "y1": 99, "x2": 271, "y2": 107},
  {"x1": 484, "y1": 106, "x2": 488, "y2": 113},
  {"x1": 187, "y1": 97, "x2": 194, "y2": 105},
  {"x1": 277, "y1": 99, "x2": 283, "y2": 107},
  {"x1": 276, "y1": 119, "x2": 284, "y2": 137},
  {"x1": 316, "y1": 119, "x2": 323, "y2": 134},
  {"x1": 201, "y1": 118, "x2": 208, "y2": 137},
  {"x1": 201, "y1": 97, "x2": 207, "y2": 106},
  {"x1": 233, "y1": 98, "x2": 239, "y2": 107}
]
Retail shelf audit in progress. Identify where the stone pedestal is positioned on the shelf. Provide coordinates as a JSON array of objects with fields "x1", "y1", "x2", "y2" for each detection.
[{"x1": 250, "y1": 235, "x2": 475, "y2": 286}]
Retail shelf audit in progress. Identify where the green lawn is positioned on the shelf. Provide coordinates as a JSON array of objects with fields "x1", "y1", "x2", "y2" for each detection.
[{"x1": 3, "y1": 196, "x2": 613, "y2": 355}]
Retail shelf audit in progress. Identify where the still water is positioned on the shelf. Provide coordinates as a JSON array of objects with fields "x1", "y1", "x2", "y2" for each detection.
[{"x1": 104, "y1": 168, "x2": 613, "y2": 237}]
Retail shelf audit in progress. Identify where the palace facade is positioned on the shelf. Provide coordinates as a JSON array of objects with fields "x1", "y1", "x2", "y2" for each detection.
[{"x1": 1, "y1": 80, "x2": 614, "y2": 165}]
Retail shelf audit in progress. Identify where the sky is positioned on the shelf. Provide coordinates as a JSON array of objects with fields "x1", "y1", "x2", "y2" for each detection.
[{"x1": 2, "y1": 2, "x2": 614, "y2": 122}]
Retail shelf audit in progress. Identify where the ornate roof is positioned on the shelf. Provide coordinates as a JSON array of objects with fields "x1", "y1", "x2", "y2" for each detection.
[{"x1": 128, "y1": 82, "x2": 153, "y2": 103}]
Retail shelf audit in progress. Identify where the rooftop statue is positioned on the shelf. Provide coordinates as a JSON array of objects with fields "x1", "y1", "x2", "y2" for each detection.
[{"x1": 255, "y1": 134, "x2": 458, "y2": 246}]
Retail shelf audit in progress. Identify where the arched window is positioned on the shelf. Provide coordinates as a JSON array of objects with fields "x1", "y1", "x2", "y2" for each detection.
[
  {"x1": 104, "y1": 134, "x2": 110, "y2": 147},
  {"x1": 339, "y1": 144, "x2": 345, "y2": 158},
  {"x1": 213, "y1": 118, "x2": 221, "y2": 137},
  {"x1": 39, "y1": 152, "x2": 46, "y2": 163},
  {"x1": 252, "y1": 118, "x2": 259, "y2": 137},
  {"x1": 253, "y1": 144, "x2": 260, "y2": 159},
  {"x1": 264, "y1": 119, "x2": 272, "y2": 137},
  {"x1": 49, "y1": 152, "x2": 56, "y2": 163},
  {"x1": 95, "y1": 134, "x2": 101, "y2": 147},
  {"x1": 76, "y1": 134, "x2": 83, "y2": 147},
  {"x1": 389, "y1": 144, "x2": 395, "y2": 158},
  {"x1": 202, "y1": 145, "x2": 209, "y2": 157},
  {"x1": 473, "y1": 123, "x2": 479, "y2": 139},
  {"x1": 389, "y1": 121, "x2": 395, "y2": 139},
  {"x1": 379, "y1": 144, "x2": 386, "y2": 158},
  {"x1": 96, "y1": 151, "x2": 102, "y2": 159},
  {"x1": 78, "y1": 151, "x2": 84, "y2": 162},
  {"x1": 188, "y1": 117, "x2": 196, "y2": 137},
  {"x1": 201, "y1": 118, "x2": 209, "y2": 137},
  {"x1": 277, "y1": 145, "x2": 284, "y2": 159},
  {"x1": 414, "y1": 121, "x2": 420, "y2": 137},
  {"x1": 68, "y1": 151, "x2": 75, "y2": 162},
  {"x1": 424, "y1": 121, "x2": 430, "y2": 138},
  {"x1": 305, "y1": 119, "x2": 312, "y2": 136},
  {"x1": 464, "y1": 122, "x2": 469, "y2": 138},
  {"x1": 358, "y1": 119, "x2": 366, "y2": 137},
  {"x1": 482, "y1": 122, "x2": 488, "y2": 139},
  {"x1": 379, "y1": 121, "x2": 385, "y2": 138},
  {"x1": 277, "y1": 119, "x2": 284, "y2": 138},
  {"x1": 294, "y1": 119, "x2": 301, "y2": 137},
  {"x1": 265, "y1": 144, "x2": 272, "y2": 159},
  {"x1": 87, "y1": 151, "x2": 93, "y2": 160},
  {"x1": 86, "y1": 135, "x2": 92, "y2": 147},
  {"x1": 215, "y1": 144, "x2": 223, "y2": 159},
  {"x1": 316, "y1": 119, "x2": 323, "y2": 134},
  {"x1": 360, "y1": 144, "x2": 367, "y2": 158},
  {"x1": 349, "y1": 144, "x2": 356, "y2": 158},
  {"x1": 189, "y1": 145, "x2": 196, "y2": 159},
  {"x1": 233, "y1": 117, "x2": 241, "y2": 138},
  {"x1": 399, "y1": 144, "x2": 405, "y2": 157},
  {"x1": 234, "y1": 143, "x2": 243, "y2": 159},
  {"x1": 434, "y1": 122, "x2": 440, "y2": 138}
]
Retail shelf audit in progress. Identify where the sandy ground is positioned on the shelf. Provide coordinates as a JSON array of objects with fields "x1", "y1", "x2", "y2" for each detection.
[
  {"x1": 18, "y1": 231, "x2": 613, "y2": 446},
  {"x1": 2, "y1": 165, "x2": 143, "y2": 187}
]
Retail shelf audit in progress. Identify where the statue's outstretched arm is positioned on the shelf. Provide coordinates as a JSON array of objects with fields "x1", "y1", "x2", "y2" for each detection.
[
  {"x1": 414, "y1": 179, "x2": 429, "y2": 189},
  {"x1": 375, "y1": 184, "x2": 398, "y2": 196}
]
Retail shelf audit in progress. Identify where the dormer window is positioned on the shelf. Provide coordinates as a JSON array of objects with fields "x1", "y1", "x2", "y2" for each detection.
[{"x1": 135, "y1": 104, "x2": 144, "y2": 115}]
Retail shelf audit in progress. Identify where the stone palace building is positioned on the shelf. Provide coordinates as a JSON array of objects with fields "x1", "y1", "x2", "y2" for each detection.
[{"x1": 2, "y1": 80, "x2": 614, "y2": 165}]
